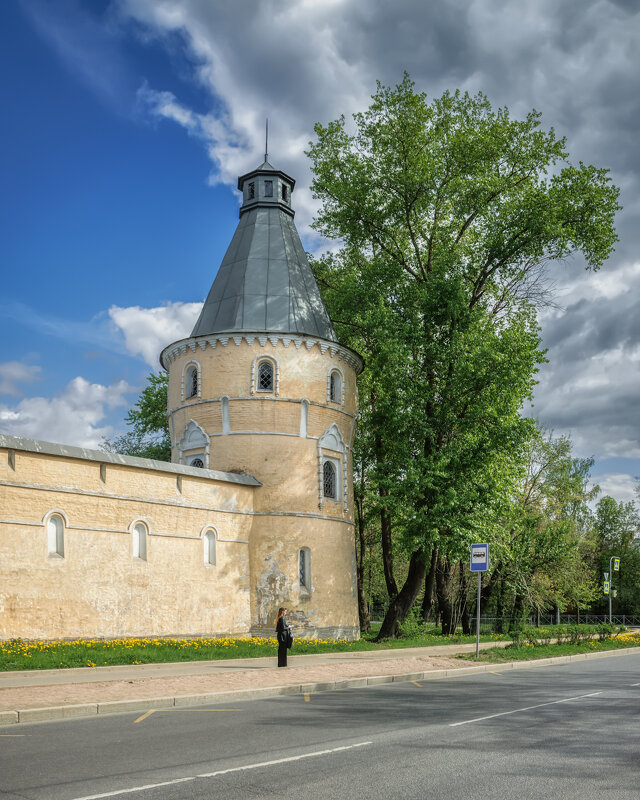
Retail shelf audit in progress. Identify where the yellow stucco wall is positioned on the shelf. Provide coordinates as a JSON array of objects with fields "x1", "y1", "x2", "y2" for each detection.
[
  {"x1": 0, "y1": 444, "x2": 254, "y2": 640},
  {"x1": 164, "y1": 333, "x2": 362, "y2": 639}
]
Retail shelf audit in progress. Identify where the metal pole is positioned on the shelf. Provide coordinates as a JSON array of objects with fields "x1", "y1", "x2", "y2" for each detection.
[
  {"x1": 476, "y1": 572, "x2": 481, "y2": 658},
  {"x1": 609, "y1": 556, "x2": 613, "y2": 624}
]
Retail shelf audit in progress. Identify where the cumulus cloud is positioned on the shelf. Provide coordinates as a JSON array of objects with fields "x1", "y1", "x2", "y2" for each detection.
[
  {"x1": 0, "y1": 377, "x2": 133, "y2": 449},
  {"x1": 109, "y1": 301, "x2": 202, "y2": 367},
  {"x1": 0, "y1": 363, "x2": 42, "y2": 396},
  {"x1": 592, "y1": 473, "x2": 639, "y2": 506}
]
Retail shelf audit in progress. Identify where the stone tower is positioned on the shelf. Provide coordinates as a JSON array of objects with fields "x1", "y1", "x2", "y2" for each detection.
[{"x1": 160, "y1": 157, "x2": 363, "y2": 640}]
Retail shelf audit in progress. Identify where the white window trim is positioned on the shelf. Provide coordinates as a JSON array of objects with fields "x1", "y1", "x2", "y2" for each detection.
[
  {"x1": 327, "y1": 367, "x2": 345, "y2": 406},
  {"x1": 176, "y1": 419, "x2": 210, "y2": 468},
  {"x1": 130, "y1": 519, "x2": 148, "y2": 561},
  {"x1": 299, "y1": 546, "x2": 312, "y2": 594},
  {"x1": 202, "y1": 526, "x2": 217, "y2": 566},
  {"x1": 44, "y1": 510, "x2": 67, "y2": 559},
  {"x1": 317, "y1": 424, "x2": 348, "y2": 512},
  {"x1": 182, "y1": 360, "x2": 201, "y2": 402},
  {"x1": 250, "y1": 354, "x2": 279, "y2": 396}
]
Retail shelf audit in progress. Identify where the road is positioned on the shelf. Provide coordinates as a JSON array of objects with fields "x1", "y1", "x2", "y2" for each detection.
[{"x1": 1, "y1": 652, "x2": 639, "y2": 799}]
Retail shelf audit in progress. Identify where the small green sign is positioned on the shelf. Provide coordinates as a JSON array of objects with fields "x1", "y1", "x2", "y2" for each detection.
[
  {"x1": 613, "y1": 558, "x2": 620, "y2": 572},
  {"x1": 604, "y1": 581, "x2": 610, "y2": 595}
]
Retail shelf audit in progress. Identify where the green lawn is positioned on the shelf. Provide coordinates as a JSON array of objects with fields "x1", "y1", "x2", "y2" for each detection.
[
  {"x1": 0, "y1": 627, "x2": 507, "y2": 671},
  {"x1": 458, "y1": 630, "x2": 640, "y2": 662}
]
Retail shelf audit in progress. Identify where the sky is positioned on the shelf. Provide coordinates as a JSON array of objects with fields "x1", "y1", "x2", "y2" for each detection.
[{"x1": 1, "y1": 0, "x2": 639, "y2": 506}]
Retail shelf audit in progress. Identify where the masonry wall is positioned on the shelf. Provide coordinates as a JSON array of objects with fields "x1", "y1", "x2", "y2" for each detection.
[
  {"x1": 165, "y1": 333, "x2": 362, "y2": 640},
  {"x1": 0, "y1": 445, "x2": 254, "y2": 640}
]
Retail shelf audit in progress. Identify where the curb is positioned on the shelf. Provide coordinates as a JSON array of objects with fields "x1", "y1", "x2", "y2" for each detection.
[{"x1": 1, "y1": 646, "x2": 638, "y2": 728}]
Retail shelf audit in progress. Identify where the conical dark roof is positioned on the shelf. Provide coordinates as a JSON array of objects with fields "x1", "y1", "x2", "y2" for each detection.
[{"x1": 190, "y1": 160, "x2": 337, "y2": 342}]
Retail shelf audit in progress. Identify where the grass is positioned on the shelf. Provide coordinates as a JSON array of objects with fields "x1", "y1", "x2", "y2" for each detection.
[
  {"x1": 458, "y1": 630, "x2": 640, "y2": 662},
  {"x1": 0, "y1": 626, "x2": 508, "y2": 672},
  {"x1": 4, "y1": 624, "x2": 635, "y2": 672}
]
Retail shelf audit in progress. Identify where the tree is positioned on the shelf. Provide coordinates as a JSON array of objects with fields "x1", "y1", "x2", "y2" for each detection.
[
  {"x1": 593, "y1": 496, "x2": 640, "y2": 614},
  {"x1": 308, "y1": 75, "x2": 620, "y2": 637},
  {"x1": 102, "y1": 372, "x2": 171, "y2": 461}
]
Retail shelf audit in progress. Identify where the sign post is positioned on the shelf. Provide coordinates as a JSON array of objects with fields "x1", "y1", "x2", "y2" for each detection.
[
  {"x1": 470, "y1": 544, "x2": 489, "y2": 658},
  {"x1": 608, "y1": 556, "x2": 621, "y2": 623}
]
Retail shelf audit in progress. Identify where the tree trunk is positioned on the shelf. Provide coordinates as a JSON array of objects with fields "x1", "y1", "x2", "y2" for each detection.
[
  {"x1": 509, "y1": 592, "x2": 525, "y2": 631},
  {"x1": 421, "y1": 546, "x2": 438, "y2": 621},
  {"x1": 459, "y1": 560, "x2": 471, "y2": 635},
  {"x1": 355, "y1": 493, "x2": 370, "y2": 633},
  {"x1": 436, "y1": 555, "x2": 456, "y2": 635},
  {"x1": 375, "y1": 548, "x2": 426, "y2": 640}
]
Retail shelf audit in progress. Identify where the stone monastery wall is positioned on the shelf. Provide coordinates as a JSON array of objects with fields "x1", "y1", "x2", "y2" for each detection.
[{"x1": 0, "y1": 436, "x2": 257, "y2": 640}]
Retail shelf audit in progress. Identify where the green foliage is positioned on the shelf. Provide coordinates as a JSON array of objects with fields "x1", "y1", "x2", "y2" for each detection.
[
  {"x1": 102, "y1": 372, "x2": 171, "y2": 461},
  {"x1": 308, "y1": 76, "x2": 619, "y2": 595},
  {"x1": 593, "y1": 496, "x2": 640, "y2": 614}
]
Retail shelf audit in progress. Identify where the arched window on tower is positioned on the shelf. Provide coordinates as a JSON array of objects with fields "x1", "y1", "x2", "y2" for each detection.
[
  {"x1": 257, "y1": 360, "x2": 274, "y2": 392},
  {"x1": 299, "y1": 547, "x2": 311, "y2": 594},
  {"x1": 323, "y1": 460, "x2": 337, "y2": 499},
  {"x1": 186, "y1": 365, "x2": 198, "y2": 399},
  {"x1": 329, "y1": 370, "x2": 342, "y2": 404}
]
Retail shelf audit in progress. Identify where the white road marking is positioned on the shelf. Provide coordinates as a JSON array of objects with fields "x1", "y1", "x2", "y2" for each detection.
[
  {"x1": 69, "y1": 741, "x2": 373, "y2": 800},
  {"x1": 450, "y1": 691, "x2": 603, "y2": 727},
  {"x1": 630, "y1": 683, "x2": 640, "y2": 687}
]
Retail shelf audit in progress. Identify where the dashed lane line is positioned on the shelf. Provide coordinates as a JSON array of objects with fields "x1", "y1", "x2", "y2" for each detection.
[
  {"x1": 68, "y1": 741, "x2": 374, "y2": 800},
  {"x1": 450, "y1": 691, "x2": 603, "y2": 727}
]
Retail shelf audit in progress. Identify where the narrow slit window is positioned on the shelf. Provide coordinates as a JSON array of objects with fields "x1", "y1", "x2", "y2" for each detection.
[
  {"x1": 248, "y1": 182, "x2": 255, "y2": 200},
  {"x1": 299, "y1": 547, "x2": 311, "y2": 592},
  {"x1": 330, "y1": 371, "x2": 341, "y2": 403},
  {"x1": 258, "y1": 360, "x2": 274, "y2": 392},
  {"x1": 186, "y1": 365, "x2": 198, "y2": 399},
  {"x1": 264, "y1": 180, "x2": 273, "y2": 197},
  {"x1": 204, "y1": 530, "x2": 216, "y2": 566},
  {"x1": 281, "y1": 184, "x2": 288, "y2": 202},
  {"x1": 133, "y1": 523, "x2": 147, "y2": 561},
  {"x1": 47, "y1": 514, "x2": 64, "y2": 558},
  {"x1": 323, "y1": 461, "x2": 337, "y2": 499}
]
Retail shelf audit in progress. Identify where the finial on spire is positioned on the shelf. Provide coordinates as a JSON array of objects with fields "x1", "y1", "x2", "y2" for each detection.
[{"x1": 265, "y1": 118, "x2": 269, "y2": 163}]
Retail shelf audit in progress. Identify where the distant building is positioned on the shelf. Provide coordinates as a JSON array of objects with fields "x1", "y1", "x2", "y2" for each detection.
[{"x1": 0, "y1": 157, "x2": 363, "y2": 641}]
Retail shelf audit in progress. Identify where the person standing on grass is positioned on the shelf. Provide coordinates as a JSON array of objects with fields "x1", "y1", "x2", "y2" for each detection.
[{"x1": 276, "y1": 607, "x2": 292, "y2": 667}]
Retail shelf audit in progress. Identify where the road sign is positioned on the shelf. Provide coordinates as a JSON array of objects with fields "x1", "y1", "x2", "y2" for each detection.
[
  {"x1": 604, "y1": 572, "x2": 609, "y2": 580},
  {"x1": 613, "y1": 558, "x2": 620, "y2": 572},
  {"x1": 470, "y1": 543, "x2": 489, "y2": 572},
  {"x1": 604, "y1": 581, "x2": 610, "y2": 595}
]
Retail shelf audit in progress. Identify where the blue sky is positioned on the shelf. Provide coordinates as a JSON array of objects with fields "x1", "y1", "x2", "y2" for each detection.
[{"x1": 1, "y1": 0, "x2": 639, "y2": 505}]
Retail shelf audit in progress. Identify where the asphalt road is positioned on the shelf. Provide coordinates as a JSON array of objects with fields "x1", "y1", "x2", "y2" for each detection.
[{"x1": 1, "y1": 652, "x2": 639, "y2": 800}]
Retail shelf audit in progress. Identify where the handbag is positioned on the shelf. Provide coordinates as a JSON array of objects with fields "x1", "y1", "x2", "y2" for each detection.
[{"x1": 286, "y1": 624, "x2": 294, "y2": 649}]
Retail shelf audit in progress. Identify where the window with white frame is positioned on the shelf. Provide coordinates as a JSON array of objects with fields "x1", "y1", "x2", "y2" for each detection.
[
  {"x1": 257, "y1": 359, "x2": 274, "y2": 392},
  {"x1": 299, "y1": 547, "x2": 311, "y2": 593},
  {"x1": 329, "y1": 370, "x2": 342, "y2": 404},
  {"x1": 204, "y1": 529, "x2": 216, "y2": 566},
  {"x1": 47, "y1": 514, "x2": 64, "y2": 558},
  {"x1": 133, "y1": 522, "x2": 147, "y2": 561},
  {"x1": 185, "y1": 364, "x2": 198, "y2": 399},
  {"x1": 323, "y1": 460, "x2": 337, "y2": 499}
]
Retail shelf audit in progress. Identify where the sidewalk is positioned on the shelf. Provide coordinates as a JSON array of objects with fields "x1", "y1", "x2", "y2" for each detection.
[{"x1": 1, "y1": 641, "x2": 637, "y2": 726}]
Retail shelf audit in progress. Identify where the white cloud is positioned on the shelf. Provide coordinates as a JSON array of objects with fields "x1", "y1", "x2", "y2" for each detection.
[
  {"x1": 0, "y1": 377, "x2": 133, "y2": 449},
  {"x1": 592, "y1": 473, "x2": 639, "y2": 506},
  {"x1": 109, "y1": 301, "x2": 202, "y2": 367},
  {"x1": 0, "y1": 363, "x2": 42, "y2": 396}
]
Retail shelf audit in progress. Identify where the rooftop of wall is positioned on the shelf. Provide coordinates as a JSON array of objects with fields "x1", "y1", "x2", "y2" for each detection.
[{"x1": 0, "y1": 434, "x2": 261, "y2": 487}]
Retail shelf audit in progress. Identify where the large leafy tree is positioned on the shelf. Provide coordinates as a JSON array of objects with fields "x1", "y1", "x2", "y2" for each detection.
[
  {"x1": 102, "y1": 372, "x2": 171, "y2": 462},
  {"x1": 308, "y1": 75, "x2": 620, "y2": 637},
  {"x1": 593, "y1": 496, "x2": 640, "y2": 615}
]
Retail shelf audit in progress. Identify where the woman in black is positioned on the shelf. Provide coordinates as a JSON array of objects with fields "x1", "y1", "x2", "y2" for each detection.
[{"x1": 275, "y1": 607, "x2": 291, "y2": 667}]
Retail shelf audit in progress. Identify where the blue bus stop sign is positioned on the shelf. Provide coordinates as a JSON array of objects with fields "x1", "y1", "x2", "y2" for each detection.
[{"x1": 470, "y1": 543, "x2": 489, "y2": 572}]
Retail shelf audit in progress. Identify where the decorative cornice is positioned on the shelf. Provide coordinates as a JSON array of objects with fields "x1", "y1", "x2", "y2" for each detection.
[{"x1": 160, "y1": 333, "x2": 364, "y2": 374}]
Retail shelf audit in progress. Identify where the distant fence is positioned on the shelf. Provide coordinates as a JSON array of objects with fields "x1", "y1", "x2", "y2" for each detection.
[{"x1": 470, "y1": 614, "x2": 640, "y2": 629}]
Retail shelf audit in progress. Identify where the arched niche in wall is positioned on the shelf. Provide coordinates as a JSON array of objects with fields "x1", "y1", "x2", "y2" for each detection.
[{"x1": 176, "y1": 419, "x2": 210, "y2": 468}]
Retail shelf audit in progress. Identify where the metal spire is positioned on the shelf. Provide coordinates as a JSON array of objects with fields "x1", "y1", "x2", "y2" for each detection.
[{"x1": 265, "y1": 118, "x2": 269, "y2": 162}]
